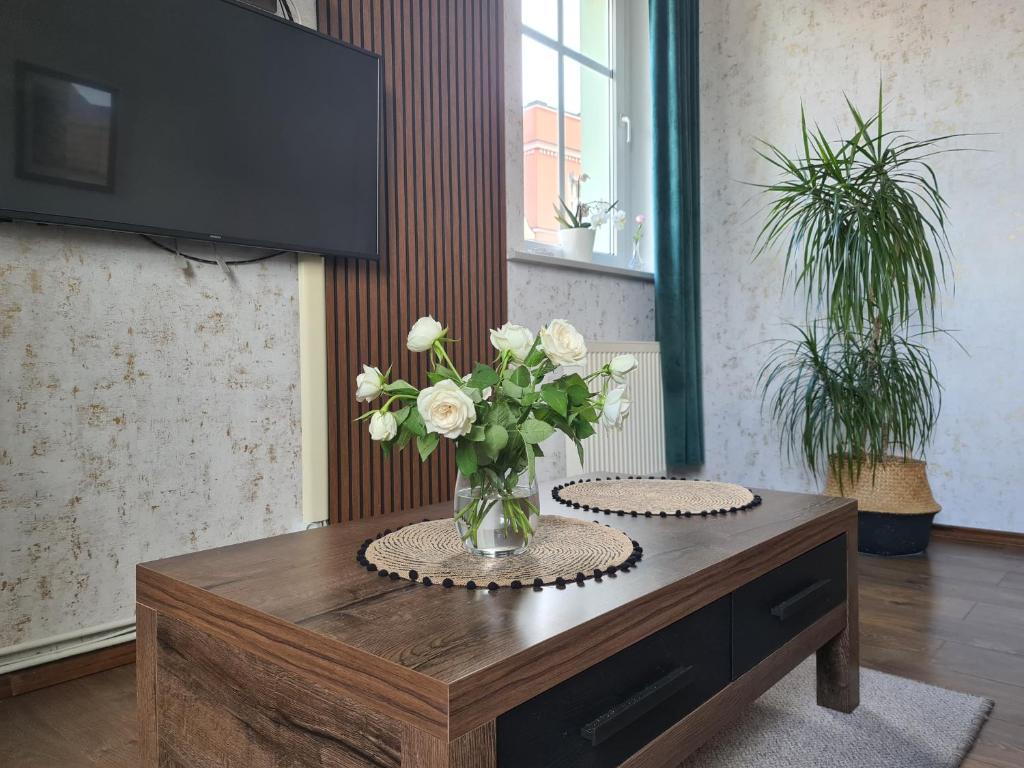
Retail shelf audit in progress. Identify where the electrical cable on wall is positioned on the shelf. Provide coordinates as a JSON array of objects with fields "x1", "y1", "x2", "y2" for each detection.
[{"x1": 138, "y1": 233, "x2": 289, "y2": 267}]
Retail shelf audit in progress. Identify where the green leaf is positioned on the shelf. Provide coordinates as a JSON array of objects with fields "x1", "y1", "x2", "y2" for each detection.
[
  {"x1": 467, "y1": 425, "x2": 486, "y2": 442},
  {"x1": 540, "y1": 384, "x2": 568, "y2": 418},
  {"x1": 456, "y1": 439, "x2": 478, "y2": 475},
  {"x1": 501, "y1": 379, "x2": 525, "y2": 401},
  {"x1": 384, "y1": 379, "x2": 418, "y2": 396},
  {"x1": 510, "y1": 364, "x2": 532, "y2": 388},
  {"x1": 525, "y1": 443, "x2": 536, "y2": 483},
  {"x1": 427, "y1": 366, "x2": 461, "y2": 385},
  {"x1": 393, "y1": 406, "x2": 411, "y2": 427},
  {"x1": 489, "y1": 401, "x2": 516, "y2": 427},
  {"x1": 416, "y1": 432, "x2": 439, "y2": 461},
  {"x1": 499, "y1": 429, "x2": 525, "y2": 471},
  {"x1": 559, "y1": 373, "x2": 591, "y2": 406},
  {"x1": 575, "y1": 419, "x2": 596, "y2": 440},
  {"x1": 395, "y1": 428, "x2": 413, "y2": 450},
  {"x1": 467, "y1": 363, "x2": 499, "y2": 390},
  {"x1": 404, "y1": 408, "x2": 426, "y2": 437},
  {"x1": 519, "y1": 418, "x2": 555, "y2": 444},
  {"x1": 474, "y1": 442, "x2": 495, "y2": 466},
  {"x1": 524, "y1": 336, "x2": 545, "y2": 366},
  {"x1": 484, "y1": 423, "x2": 509, "y2": 453}
]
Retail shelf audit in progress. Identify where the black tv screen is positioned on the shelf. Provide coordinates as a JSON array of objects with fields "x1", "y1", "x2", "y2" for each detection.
[{"x1": 0, "y1": 0, "x2": 381, "y2": 259}]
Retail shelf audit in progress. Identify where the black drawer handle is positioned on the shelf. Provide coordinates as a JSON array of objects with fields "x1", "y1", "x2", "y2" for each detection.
[
  {"x1": 579, "y1": 665, "x2": 694, "y2": 747},
  {"x1": 771, "y1": 578, "x2": 832, "y2": 622}
]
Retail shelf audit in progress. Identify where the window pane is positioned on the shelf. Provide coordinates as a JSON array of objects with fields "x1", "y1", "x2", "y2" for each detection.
[
  {"x1": 563, "y1": 0, "x2": 610, "y2": 67},
  {"x1": 522, "y1": 0, "x2": 557, "y2": 40},
  {"x1": 522, "y1": 36, "x2": 560, "y2": 244},
  {"x1": 564, "y1": 59, "x2": 613, "y2": 254}
]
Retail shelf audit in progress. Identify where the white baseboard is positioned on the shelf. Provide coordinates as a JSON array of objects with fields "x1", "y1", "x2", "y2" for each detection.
[{"x1": 0, "y1": 619, "x2": 135, "y2": 675}]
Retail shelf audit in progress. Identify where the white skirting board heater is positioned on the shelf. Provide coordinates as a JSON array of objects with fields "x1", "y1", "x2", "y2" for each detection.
[{"x1": 565, "y1": 341, "x2": 666, "y2": 477}]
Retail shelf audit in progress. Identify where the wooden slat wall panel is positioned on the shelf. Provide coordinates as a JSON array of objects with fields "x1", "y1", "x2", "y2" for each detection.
[{"x1": 320, "y1": 0, "x2": 507, "y2": 524}]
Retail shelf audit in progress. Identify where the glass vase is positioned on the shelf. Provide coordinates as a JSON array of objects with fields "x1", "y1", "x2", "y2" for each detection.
[
  {"x1": 453, "y1": 472, "x2": 540, "y2": 557},
  {"x1": 628, "y1": 239, "x2": 643, "y2": 271}
]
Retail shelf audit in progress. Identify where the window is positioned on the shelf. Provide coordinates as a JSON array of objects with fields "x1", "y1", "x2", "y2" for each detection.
[{"x1": 521, "y1": 0, "x2": 624, "y2": 260}]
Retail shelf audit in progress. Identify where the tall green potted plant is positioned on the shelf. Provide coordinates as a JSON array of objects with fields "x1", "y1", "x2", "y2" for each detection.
[{"x1": 755, "y1": 89, "x2": 960, "y2": 555}]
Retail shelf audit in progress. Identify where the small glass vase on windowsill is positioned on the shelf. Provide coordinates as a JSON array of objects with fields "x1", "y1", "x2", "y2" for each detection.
[
  {"x1": 628, "y1": 214, "x2": 646, "y2": 271},
  {"x1": 628, "y1": 240, "x2": 643, "y2": 271}
]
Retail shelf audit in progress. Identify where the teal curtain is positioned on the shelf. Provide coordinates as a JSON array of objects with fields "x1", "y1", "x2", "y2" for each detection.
[{"x1": 650, "y1": 0, "x2": 703, "y2": 468}]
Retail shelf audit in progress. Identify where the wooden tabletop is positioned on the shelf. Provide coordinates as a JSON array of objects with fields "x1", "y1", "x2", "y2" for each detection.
[{"x1": 137, "y1": 479, "x2": 855, "y2": 738}]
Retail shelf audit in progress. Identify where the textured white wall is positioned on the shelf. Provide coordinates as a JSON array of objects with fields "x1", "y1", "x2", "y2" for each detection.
[
  {"x1": 697, "y1": 0, "x2": 1024, "y2": 533},
  {"x1": 0, "y1": 0, "x2": 316, "y2": 652},
  {"x1": 0, "y1": 227, "x2": 303, "y2": 649}
]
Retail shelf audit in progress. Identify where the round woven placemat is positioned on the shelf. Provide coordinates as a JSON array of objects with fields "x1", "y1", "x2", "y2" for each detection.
[
  {"x1": 358, "y1": 515, "x2": 642, "y2": 590},
  {"x1": 552, "y1": 477, "x2": 761, "y2": 518}
]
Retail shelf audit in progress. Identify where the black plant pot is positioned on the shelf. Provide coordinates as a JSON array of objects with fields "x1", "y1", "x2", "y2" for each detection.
[{"x1": 858, "y1": 510, "x2": 938, "y2": 556}]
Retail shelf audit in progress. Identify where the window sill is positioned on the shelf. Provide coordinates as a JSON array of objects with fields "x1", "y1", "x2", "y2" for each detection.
[{"x1": 508, "y1": 249, "x2": 654, "y2": 282}]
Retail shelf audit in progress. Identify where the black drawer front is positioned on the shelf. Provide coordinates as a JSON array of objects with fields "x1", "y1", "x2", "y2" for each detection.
[
  {"x1": 731, "y1": 534, "x2": 847, "y2": 678},
  {"x1": 497, "y1": 597, "x2": 730, "y2": 768}
]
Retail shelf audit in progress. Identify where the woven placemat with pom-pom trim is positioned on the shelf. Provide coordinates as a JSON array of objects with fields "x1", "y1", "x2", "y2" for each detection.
[
  {"x1": 552, "y1": 476, "x2": 761, "y2": 518},
  {"x1": 358, "y1": 515, "x2": 642, "y2": 591}
]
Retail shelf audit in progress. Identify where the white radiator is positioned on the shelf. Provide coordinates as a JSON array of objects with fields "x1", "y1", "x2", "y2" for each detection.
[{"x1": 565, "y1": 341, "x2": 666, "y2": 477}]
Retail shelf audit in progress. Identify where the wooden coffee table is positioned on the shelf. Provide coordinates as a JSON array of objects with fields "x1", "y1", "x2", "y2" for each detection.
[{"x1": 136, "y1": 482, "x2": 858, "y2": 767}]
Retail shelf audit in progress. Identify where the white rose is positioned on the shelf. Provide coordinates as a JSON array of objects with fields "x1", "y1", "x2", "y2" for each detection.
[
  {"x1": 417, "y1": 379, "x2": 476, "y2": 439},
  {"x1": 368, "y1": 411, "x2": 398, "y2": 441},
  {"x1": 600, "y1": 386, "x2": 631, "y2": 429},
  {"x1": 540, "y1": 319, "x2": 587, "y2": 367},
  {"x1": 355, "y1": 364, "x2": 385, "y2": 402},
  {"x1": 608, "y1": 354, "x2": 638, "y2": 383},
  {"x1": 407, "y1": 316, "x2": 445, "y2": 352},
  {"x1": 490, "y1": 322, "x2": 535, "y2": 362}
]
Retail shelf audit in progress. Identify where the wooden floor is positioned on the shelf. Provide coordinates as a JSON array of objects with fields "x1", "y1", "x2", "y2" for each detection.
[{"x1": 1, "y1": 538, "x2": 1022, "y2": 767}]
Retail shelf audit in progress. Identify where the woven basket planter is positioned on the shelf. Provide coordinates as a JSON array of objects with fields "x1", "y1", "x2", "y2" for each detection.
[{"x1": 825, "y1": 457, "x2": 940, "y2": 556}]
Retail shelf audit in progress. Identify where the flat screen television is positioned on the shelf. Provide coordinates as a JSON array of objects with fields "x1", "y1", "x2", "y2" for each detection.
[{"x1": 0, "y1": 0, "x2": 381, "y2": 259}]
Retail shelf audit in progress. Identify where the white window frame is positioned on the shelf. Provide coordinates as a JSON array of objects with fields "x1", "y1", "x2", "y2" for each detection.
[{"x1": 515, "y1": 0, "x2": 634, "y2": 267}]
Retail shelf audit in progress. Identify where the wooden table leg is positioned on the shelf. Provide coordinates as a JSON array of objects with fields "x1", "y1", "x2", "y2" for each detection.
[
  {"x1": 136, "y1": 603, "x2": 159, "y2": 767},
  {"x1": 401, "y1": 721, "x2": 496, "y2": 768},
  {"x1": 816, "y1": 522, "x2": 860, "y2": 713}
]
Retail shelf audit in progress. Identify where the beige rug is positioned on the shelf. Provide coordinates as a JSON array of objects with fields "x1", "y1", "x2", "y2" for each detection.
[{"x1": 683, "y1": 660, "x2": 993, "y2": 768}]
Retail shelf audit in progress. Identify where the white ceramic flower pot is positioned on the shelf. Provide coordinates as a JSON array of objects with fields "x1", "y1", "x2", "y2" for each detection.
[{"x1": 559, "y1": 227, "x2": 596, "y2": 262}]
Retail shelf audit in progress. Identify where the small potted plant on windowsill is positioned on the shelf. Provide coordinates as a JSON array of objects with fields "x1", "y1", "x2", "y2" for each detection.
[
  {"x1": 554, "y1": 172, "x2": 624, "y2": 262},
  {"x1": 755, "y1": 87, "x2": 964, "y2": 556}
]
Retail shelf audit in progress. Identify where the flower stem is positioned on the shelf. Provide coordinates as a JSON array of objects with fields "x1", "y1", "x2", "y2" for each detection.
[
  {"x1": 434, "y1": 341, "x2": 459, "y2": 373},
  {"x1": 457, "y1": 485, "x2": 538, "y2": 549}
]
